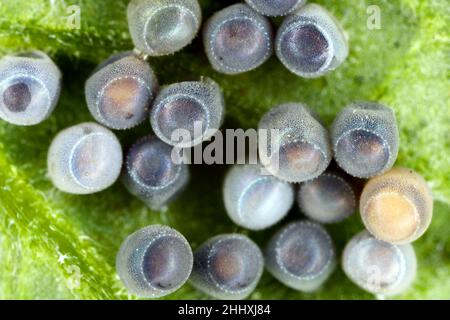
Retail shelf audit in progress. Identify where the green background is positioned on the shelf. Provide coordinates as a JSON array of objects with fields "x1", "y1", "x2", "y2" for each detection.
[{"x1": 0, "y1": 0, "x2": 448, "y2": 299}]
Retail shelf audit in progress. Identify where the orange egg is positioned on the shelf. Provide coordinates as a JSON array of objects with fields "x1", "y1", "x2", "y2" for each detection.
[{"x1": 360, "y1": 168, "x2": 433, "y2": 244}]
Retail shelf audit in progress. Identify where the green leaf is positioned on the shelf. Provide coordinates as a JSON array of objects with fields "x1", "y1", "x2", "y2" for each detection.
[{"x1": 0, "y1": 0, "x2": 448, "y2": 299}]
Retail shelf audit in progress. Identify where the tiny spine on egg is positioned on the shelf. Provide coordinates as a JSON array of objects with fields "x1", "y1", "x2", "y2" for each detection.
[
  {"x1": 116, "y1": 225, "x2": 193, "y2": 298},
  {"x1": 190, "y1": 234, "x2": 264, "y2": 300},
  {"x1": 360, "y1": 167, "x2": 433, "y2": 244},
  {"x1": 85, "y1": 51, "x2": 159, "y2": 130},
  {"x1": 150, "y1": 78, "x2": 225, "y2": 148},
  {"x1": 223, "y1": 164, "x2": 294, "y2": 230},
  {"x1": 122, "y1": 135, "x2": 190, "y2": 210},
  {"x1": 127, "y1": 0, "x2": 202, "y2": 57},
  {"x1": 203, "y1": 3, "x2": 274, "y2": 75},
  {"x1": 275, "y1": 3, "x2": 349, "y2": 78},
  {"x1": 47, "y1": 122, "x2": 123, "y2": 195},
  {"x1": 265, "y1": 220, "x2": 336, "y2": 292},
  {"x1": 0, "y1": 51, "x2": 62, "y2": 126},
  {"x1": 258, "y1": 103, "x2": 332, "y2": 183}
]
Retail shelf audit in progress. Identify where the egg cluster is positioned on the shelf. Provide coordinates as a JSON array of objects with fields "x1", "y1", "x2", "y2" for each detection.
[
  {"x1": 0, "y1": 0, "x2": 434, "y2": 300},
  {"x1": 220, "y1": 101, "x2": 432, "y2": 298}
]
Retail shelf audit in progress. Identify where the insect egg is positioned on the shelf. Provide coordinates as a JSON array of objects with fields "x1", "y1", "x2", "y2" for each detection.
[
  {"x1": 265, "y1": 220, "x2": 336, "y2": 292},
  {"x1": 298, "y1": 171, "x2": 356, "y2": 224},
  {"x1": 276, "y1": 3, "x2": 348, "y2": 78},
  {"x1": 85, "y1": 51, "x2": 158, "y2": 130},
  {"x1": 258, "y1": 103, "x2": 332, "y2": 183},
  {"x1": 331, "y1": 102, "x2": 399, "y2": 178},
  {"x1": 360, "y1": 168, "x2": 433, "y2": 244},
  {"x1": 190, "y1": 234, "x2": 263, "y2": 300},
  {"x1": 47, "y1": 122, "x2": 123, "y2": 194},
  {"x1": 116, "y1": 225, "x2": 193, "y2": 298},
  {"x1": 150, "y1": 78, "x2": 224, "y2": 147},
  {"x1": 244, "y1": 0, "x2": 306, "y2": 17},
  {"x1": 122, "y1": 136, "x2": 189, "y2": 210},
  {"x1": 203, "y1": 3, "x2": 274, "y2": 75},
  {"x1": 342, "y1": 231, "x2": 417, "y2": 296},
  {"x1": 0, "y1": 51, "x2": 62, "y2": 125},
  {"x1": 223, "y1": 164, "x2": 294, "y2": 230},
  {"x1": 127, "y1": 0, "x2": 202, "y2": 56}
]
